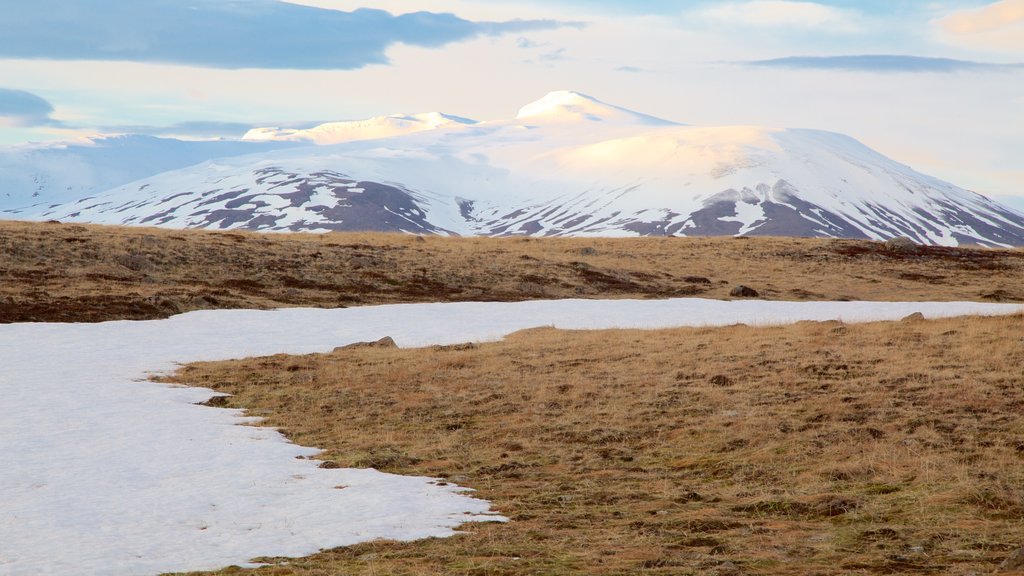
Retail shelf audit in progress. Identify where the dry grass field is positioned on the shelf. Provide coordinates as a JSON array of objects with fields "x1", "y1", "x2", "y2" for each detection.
[
  {"x1": 165, "y1": 313, "x2": 1024, "y2": 576},
  {"x1": 2, "y1": 219, "x2": 1023, "y2": 323}
]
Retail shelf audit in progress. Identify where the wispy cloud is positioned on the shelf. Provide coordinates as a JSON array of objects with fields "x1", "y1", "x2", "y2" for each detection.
[
  {"x1": 0, "y1": 0, "x2": 578, "y2": 70},
  {"x1": 98, "y1": 121, "x2": 259, "y2": 139},
  {"x1": 0, "y1": 88, "x2": 64, "y2": 127},
  {"x1": 745, "y1": 54, "x2": 1024, "y2": 72},
  {"x1": 938, "y1": 0, "x2": 1024, "y2": 34},
  {"x1": 516, "y1": 38, "x2": 552, "y2": 49},
  {"x1": 698, "y1": 1, "x2": 862, "y2": 33},
  {"x1": 934, "y1": 0, "x2": 1024, "y2": 53},
  {"x1": 538, "y1": 48, "x2": 569, "y2": 62}
]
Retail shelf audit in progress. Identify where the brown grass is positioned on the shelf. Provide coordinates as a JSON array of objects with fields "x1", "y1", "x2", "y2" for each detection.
[
  {"x1": 2, "y1": 219, "x2": 1023, "y2": 323},
  {"x1": 163, "y1": 313, "x2": 1024, "y2": 575}
]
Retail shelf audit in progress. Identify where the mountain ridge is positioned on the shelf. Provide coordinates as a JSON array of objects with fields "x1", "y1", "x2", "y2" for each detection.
[{"x1": 4, "y1": 92, "x2": 1024, "y2": 246}]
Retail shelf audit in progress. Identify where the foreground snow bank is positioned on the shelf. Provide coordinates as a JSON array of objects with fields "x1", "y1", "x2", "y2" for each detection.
[{"x1": 1, "y1": 299, "x2": 1021, "y2": 575}]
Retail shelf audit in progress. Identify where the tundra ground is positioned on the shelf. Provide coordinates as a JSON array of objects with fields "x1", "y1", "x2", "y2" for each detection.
[
  {"x1": 2, "y1": 220, "x2": 1022, "y2": 323},
  {"x1": 165, "y1": 313, "x2": 1024, "y2": 575}
]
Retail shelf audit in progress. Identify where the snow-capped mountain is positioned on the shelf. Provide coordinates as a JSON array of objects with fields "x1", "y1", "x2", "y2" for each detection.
[
  {"x1": 0, "y1": 135, "x2": 300, "y2": 212},
  {"x1": 8, "y1": 91, "x2": 1024, "y2": 246}
]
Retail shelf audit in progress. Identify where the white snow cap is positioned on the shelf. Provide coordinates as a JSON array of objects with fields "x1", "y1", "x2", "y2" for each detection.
[{"x1": 515, "y1": 90, "x2": 676, "y2": 125}]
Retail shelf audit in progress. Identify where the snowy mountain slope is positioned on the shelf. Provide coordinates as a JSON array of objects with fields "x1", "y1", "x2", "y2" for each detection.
[
  {"x1": 243, "y1": 112, "x2": 477, "y2": 145},
  {"x1": 0, "y1": 135, "x2": 300, "y2": 213},
  {"x1": 44, "y1": 161, "x2": 464, "y2": 234},
  {"x1": 14, "y1": 91, "x2": 1024, "y2": 246}
]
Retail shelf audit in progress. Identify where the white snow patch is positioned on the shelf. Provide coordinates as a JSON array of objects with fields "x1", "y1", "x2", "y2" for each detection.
[
  {"x1": 1, "y1": 298, "x2": 1022, "y2": 575},
  {"x1": 720, "y1": 198, "x2": 767, "y2": 235}
]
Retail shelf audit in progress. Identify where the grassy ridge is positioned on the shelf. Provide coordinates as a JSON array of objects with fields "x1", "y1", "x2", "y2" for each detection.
[
  {"x1": 2, "y1": 219, "x2": 1023, "y2": 323},
  {"x1": 167, "y1": 314, "x2": 1024, "y2": 575}
]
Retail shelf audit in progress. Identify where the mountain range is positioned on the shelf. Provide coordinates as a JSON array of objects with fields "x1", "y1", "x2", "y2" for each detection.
[{"x1": 4, "y1": 91, "x2": 1023, "y2": 246}]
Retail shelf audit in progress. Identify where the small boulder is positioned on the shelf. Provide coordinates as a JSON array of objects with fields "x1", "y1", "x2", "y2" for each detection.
[
  {"x1": 999, "y1": 546, "x2": 1024, "y2": 572},
  {"x1": 901, "y1": 312, "x2": 925, "y2": 322},
  {"x1": 709, "y1": 375, "x2": 734, "y2": 387},
  {"x1": 884, "y1": 236, "x2": 919, "y2": 253},
  {"x1": 715, "y1": 560, "x2": 741, "y2": 576},
  {"x1": 730, "y1": 285, "x2": 759, "y2": 298},
  {"x1": 335, "y1": 336, "x2": 397, "y2": 351}
]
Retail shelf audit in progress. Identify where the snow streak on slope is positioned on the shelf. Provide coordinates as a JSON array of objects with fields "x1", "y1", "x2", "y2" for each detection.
[
  {"x1": 10, "y1": 91, "x2": 1024, "y2": 245},
  {"x1": 1, "y1": 299, "x2": 1022, "y2": 575}
]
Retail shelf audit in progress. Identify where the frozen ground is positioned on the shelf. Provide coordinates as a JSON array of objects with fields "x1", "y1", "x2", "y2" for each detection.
[{"x1": 1, "y1": 298, "x2": 1022, "y2": 575}]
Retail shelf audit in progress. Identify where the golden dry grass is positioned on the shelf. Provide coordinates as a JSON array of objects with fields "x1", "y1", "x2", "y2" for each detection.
[
  {"x1": 164, "y1": 313, "x2": 1024, "y2": 575},
  {"x1": 1, "y1": 219, "x2": 1023, "y2": 322}
]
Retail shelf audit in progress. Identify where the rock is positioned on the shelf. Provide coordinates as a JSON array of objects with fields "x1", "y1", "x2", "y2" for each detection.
[
  {"x1": 709, "y1": 375, "x2": 734, "y2": 387},
  {"x1": 683, "y1": 276, "x2": 712, "y2": 284},
  {"x1": 432, "y1": 342, "x2": 477, "y2": 352},
  {"x1": 715, "y1": 560, "x2": 741, "y2": 575},
  {"x1": 579, "y1": 246, "x2": 598, "y2": 256},
  {"x1": 981, "y1": 290, "x2": 1014, "y2": 302},
  {"x1": 730, "y1": 285, "x2": 759, "y2": 298},
  {"x1": 675, "y1": 491, "x2": 704, "y2": 503},
  {"x1": 200, "y1": 395, "x2": 230, "y2": 408},
  {"x1": 334, "y1": 336, "x2": 397, "y2": 351},
  {"x1": 901, "y1": 312, "x2": 925, "y2": 322},
  {"x1": 999, "y1": 547, "x2": 1024, "y2": 572},
  {"x1": 884, "y1": 236, "x2": 919, "y2": 253}
]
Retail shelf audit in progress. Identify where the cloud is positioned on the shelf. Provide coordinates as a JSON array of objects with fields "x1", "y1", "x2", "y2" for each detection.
[
  {"x1": 938, "y1": 0, "x2": 1024, "y2": 34},
  {"x1": 994, "y1": 194, "x2": 1024, "y2": 213},
  {"x1": 935, "y1": 0, "x2": 1024, "y2": 53},
  {"x1": 0, "y1": 0, "x2": 577, "y2": 70},
  {"x1": 698, "y1": 1, "x2": 862, "y2": 32},
  {"x1": 745, "y1": 54, "x2": 1024, "y2": 72},
  {"x1": 98, "y1": 121, "x2": 262, "y2": 139},
  {"x1": 0, "y1": 88, "x2": 63, "y2": 127},
  {"x1": 539, "y1": 48, "x2": 568, "y2": 61},
  {"x1": 616, "y1": 65, "x2": 646, "y2": 73},
  {"x1": 516, "y1": 38, "x2": 551, "y2": 49},
  {"x1": 476, "y1": 0, "x2": 899, "y2": 17}
]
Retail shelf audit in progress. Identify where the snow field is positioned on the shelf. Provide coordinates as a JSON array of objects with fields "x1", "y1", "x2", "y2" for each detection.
[{"x1": 1, "y1": 298, "x2": 1022, "y2": 575}]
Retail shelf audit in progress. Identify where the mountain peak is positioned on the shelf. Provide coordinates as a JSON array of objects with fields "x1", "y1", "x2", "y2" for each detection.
[{"x1": 515, "y1": 91, "x2": 676, "y2": 126}]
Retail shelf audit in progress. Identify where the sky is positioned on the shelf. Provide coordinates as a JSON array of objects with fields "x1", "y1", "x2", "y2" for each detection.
[{"x1": 0, "y1": 0, "x2": 1021, "y2": 201}]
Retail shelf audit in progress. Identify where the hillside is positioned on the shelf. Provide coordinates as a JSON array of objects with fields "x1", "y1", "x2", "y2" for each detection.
[{"x1": 2, "y1": 220, "x2": 1023, "y2": 323}]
